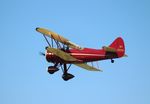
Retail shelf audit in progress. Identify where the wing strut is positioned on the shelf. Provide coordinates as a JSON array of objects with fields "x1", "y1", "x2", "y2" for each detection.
[
  {"x1": 43, "y1": 34, "x2": 62, "y2": 49},
  {"x1": 51, "y1": 38, "x2": 53, "y2": 47},
  {"x1": 43, "y1": 34, "x2": 51, "y2": 47}
]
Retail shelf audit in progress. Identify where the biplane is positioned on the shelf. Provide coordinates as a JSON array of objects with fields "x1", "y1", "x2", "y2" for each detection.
[{"x1": 36, "y1": 27, "x2": 127, "y2": 81}]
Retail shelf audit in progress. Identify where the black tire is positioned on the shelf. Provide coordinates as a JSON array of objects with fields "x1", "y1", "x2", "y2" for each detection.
[
  {"x1": 111, "y1": 59, "x2": 114, "y2": 63},
  {"x1": 62, "y1": 73, "x2": 75, "y2": 81},
  {"x1": 48, "y1": 66, "x2": 59, "y2": 74}
]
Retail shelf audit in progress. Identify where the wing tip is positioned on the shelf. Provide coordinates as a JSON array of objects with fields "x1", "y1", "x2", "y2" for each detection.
[
  {"x1": 97, "y1": 69, "x2": 103, "y2": 72},
  {"x1": 36, "y1": 27, "x2": 40, "y2": 31}
]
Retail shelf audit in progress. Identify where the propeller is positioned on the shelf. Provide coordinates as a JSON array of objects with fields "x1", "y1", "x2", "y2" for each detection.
[
  {"x1": 39, "y1": 52, "x2": 45, "y2": 56},
  {"x1": 39, "y1": 47, "x2": 48, "y2": 56}
]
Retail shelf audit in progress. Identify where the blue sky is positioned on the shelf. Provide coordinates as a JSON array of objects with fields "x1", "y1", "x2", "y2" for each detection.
[{"x1": 1, "y1": 0, "x2": 150, "y2": 104}]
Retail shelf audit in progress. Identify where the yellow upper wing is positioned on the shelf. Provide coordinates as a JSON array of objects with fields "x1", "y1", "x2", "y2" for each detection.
[
  {"x1": 36, "y1": 27, "x2": 83, "y2": 50},
  {"x1": 75, "y1": 63, "x2": 102, "y2": 71}
]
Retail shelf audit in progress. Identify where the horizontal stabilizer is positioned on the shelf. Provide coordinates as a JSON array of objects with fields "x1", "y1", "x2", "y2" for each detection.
[
  {"x1": 123, "y1": 54, "x2": 128, "y2": 57},
  {"x1": 103, "y1": 46, "x2": 116, "y2": 52}
]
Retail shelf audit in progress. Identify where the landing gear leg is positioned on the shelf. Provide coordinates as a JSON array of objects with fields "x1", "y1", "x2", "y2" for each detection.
[{"x1": 62, "y1": 64, "x2": 74, "y2": 81}]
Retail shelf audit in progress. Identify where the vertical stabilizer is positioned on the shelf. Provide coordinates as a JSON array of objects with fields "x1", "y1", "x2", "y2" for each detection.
[{"x1": 109, "y1": 37, "x2": 125, "y2": 57}]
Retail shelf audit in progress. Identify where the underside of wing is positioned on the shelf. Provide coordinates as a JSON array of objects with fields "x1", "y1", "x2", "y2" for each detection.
[
  {"x1": 47, "y1": 47, "x2": 79, "y2": 62},
  {"x1": 74, "y1": 63, "x2": 102, "y2": 71},
  {"x1": 36, "y1": 27, "x2": 83, "y2": 50}
]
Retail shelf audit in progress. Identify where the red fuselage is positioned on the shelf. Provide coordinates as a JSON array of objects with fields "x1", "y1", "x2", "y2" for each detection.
[
  {"x1": 46, "y1": 37, "x2": 125, "y2": 64},
  {"x1": 46, "y1": 48, "x2": 123, "y2": 64}
]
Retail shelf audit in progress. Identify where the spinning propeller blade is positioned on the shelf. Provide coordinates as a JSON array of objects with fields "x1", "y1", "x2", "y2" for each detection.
[{"x1": 39, "y1": 52, "x2": 45, "y2": 56}]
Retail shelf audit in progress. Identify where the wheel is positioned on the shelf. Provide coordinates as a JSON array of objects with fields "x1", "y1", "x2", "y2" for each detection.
[
  {"x1": 62, "y1": 73, "x2": 75, "y2": 81},
  {"x1": 111, "y1": 59, "x2": 114, "y2": 63},
  {"x1": 47, "y1": 66, "x2": 59, "y2": 74}
]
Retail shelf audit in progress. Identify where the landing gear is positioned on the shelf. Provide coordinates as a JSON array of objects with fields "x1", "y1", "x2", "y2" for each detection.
[
  {"x1": 111, "y1": 59, "x2": 114, "y2": 63},
  {"x1": 47, "y1": 63, "x2": 74, "y2": 81},
  {"x1": 61, "y1": 64, "x2": 74, "y2": 81},
  {"x1": 47, "y1": 64, "x2": 59, "y2": 74},
  {"x1": 62, "y1": 73, "x2": 74, "y2": 81}
]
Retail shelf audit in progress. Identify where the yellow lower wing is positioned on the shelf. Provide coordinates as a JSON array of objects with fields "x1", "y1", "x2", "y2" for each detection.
[
  {"x1": 47, "y1": 47, "x2": 78, "y2": 62},
  {"x1": 47, "y1": 47, "x2": 101, "y2": 71},
  {"x1": 75, "y1": 63, "x2": 102, "y2": 71}
]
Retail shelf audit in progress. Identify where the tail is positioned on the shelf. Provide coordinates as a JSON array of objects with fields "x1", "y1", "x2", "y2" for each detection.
[{"x1": 109, "y1": 37, "x2": 126, "y2": 57}]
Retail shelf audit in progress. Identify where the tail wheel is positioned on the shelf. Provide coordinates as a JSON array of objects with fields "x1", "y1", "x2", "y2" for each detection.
[{"x1": 111, "y1": 59, "x2": 114, "y2": 63}]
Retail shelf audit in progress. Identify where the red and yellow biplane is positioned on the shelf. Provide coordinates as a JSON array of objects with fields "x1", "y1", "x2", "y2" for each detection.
[{"x1": 36, "y1": 27, "x2": 127, "y2": 81}]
